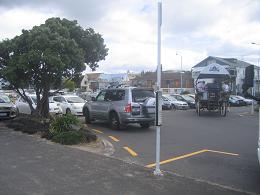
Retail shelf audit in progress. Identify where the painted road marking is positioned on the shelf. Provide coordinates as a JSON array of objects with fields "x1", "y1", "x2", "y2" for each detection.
[
  {"x1": 109, "y1": 136, "x2": 120, "y2": 142},
  {"x1": 123, "y1": 147, "x2": 138, "y2": 157},
  {"x1": 238, "y1": 112, "x2": 249, "y2": 115},
  {"x1": 92, "y1": 129, "x2": 103, "y2": 134},
  {"x1": 206, "y1": 149, "x2": 239, "y2": 156},
  {"x1": 146, "y1": 150, "x2": 207, "y2": 168},
  {"x1": 146, "y1": 149, "x2": 239, "y2": 168}
]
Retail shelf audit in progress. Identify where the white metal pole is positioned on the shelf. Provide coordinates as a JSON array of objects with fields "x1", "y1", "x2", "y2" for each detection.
[
  {"x1": 181, "y1": 55, "x2": 183, "y2": 93},
  {"x1": 258, "y1": 106, "x2": 260, "y2": 161},
  {"x1": 154, "y1": 0, "x2": 162, "y2": 176},
  {"x1": 251, "y1": 87, "x2": 254, "y2": 115}
]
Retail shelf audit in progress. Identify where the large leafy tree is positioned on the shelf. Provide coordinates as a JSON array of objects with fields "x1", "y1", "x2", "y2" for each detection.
[{"x1": 0, "y1": 17, "x2": 108, "y2": 117}]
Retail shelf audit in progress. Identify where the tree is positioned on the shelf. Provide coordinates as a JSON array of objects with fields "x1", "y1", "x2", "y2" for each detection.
[
  {"x1": 64, "y1": 79, "x2": 76, "y2": 92},
  {"x1": 0, "y1": 17, "x2": 108, "y2": 117}
]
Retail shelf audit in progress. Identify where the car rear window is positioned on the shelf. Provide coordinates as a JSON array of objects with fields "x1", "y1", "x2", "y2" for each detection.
[
  {"x1": 104, "y1": 90, "x2": 125, "y2": 101},
  {"x1": 132, "y1": 89, "x2": 154, "y2": 102}
]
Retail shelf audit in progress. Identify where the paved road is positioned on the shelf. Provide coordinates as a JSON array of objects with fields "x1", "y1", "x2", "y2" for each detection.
[
  {"x1": 83, "y1": 106, "x2": 260, "y2": 195},
  {"x1": 0, "y1": 122, "x2": 249, "y2": 195}
]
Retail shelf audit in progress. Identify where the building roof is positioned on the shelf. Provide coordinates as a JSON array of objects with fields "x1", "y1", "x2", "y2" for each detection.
[{"x1": 192, "y1": 56, "x2": 254, "y2": 69}]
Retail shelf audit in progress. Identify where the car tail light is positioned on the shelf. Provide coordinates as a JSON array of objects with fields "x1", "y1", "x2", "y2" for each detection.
[{"x1": 124, "y1": 103, "x2": 132, "y2": 113}]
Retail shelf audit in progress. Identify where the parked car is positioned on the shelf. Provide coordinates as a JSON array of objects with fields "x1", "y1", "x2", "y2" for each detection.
[
  {"x1": 0, "y1": 94, "x2": 17, "y2": 119},
  {"x1": 229, "y1": 96, "x2": 247, "y2": 106},
  {"x1": 163, "y1": 95, "x2": 189, "y2": 110},
  {"x1": 83, "y1": 87, "x2": 156, "y2": 129},
  {"x1": 171, "y1": 94, "x2": 196, "y2": 109},
  {"x1": 16, "y1": 94, "x2": 62, "y2": 115},
  {"x1": 50, "y1": 95, "x2": 85, "y2": 115},
  {"x1": 186, "y1": 94, "x2": 195, "y2": 100},
  {"x1": 235, "y1": 96, "x2": 253, "y2": 105},
  {"x1": 162, "y1": 96, "x2": 172, "y2": 110}
]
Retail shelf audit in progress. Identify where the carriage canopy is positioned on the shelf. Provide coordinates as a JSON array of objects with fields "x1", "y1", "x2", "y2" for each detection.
[{"x1": 197, "y1": 63, "x2": 230, "y2": 80}]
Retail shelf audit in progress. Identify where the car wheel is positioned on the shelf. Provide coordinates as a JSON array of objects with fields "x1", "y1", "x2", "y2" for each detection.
[
  {"x1": 84, "y1": 108, "x2": 91, "y2": 124},
  {"x1": 171, "y1": 104, "x2": 176, "y2": 111},
  {"x1": 66, "y1": 108, "x2": 71, "y2": 115},
  {"x1": 140, "y1": 123, "x2": 150, "y2": 129},
  {"x1": 109, "y1": 112, "x2": 121, "y2": 130}
]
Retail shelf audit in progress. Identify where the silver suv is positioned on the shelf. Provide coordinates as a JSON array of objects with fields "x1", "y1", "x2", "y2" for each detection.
[{"x1": 82, "y1": 87, "x2": 156, "y2": 129}]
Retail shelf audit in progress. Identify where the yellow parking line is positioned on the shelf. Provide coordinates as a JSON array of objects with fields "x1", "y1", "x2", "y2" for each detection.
[
  {"x1": 92, "y1": 129, "x2": 103, "y2": 134},
  {"x1": 145, "y1": 149, "x2": 207, "y2": 168},
  {"x1": 238, "y1": 112, "x2": 249, "y2": 115},
  {"x1": 145, "y1": 149, "x2": 239, "y2": 168},
  {"x1": 123, "y1": 147, "x2": 138, "y2": 157},
  {"x1": 109, "y1": 136, "x2": 120, "y2": 142},
  {"x1": 206, "y1": 149, "x2": 239, "y2": 156}
]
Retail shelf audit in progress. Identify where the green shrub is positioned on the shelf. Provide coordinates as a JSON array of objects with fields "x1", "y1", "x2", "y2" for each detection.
[
  {"x1": 49, "y1": 114, "x2": 79, "y2": 134},
  {"x1": 51, "y1": 131, "x2": 85, "y2": 145},
  {"x1": 48, "y1": 114, "x2": 97, "y2": 145}
]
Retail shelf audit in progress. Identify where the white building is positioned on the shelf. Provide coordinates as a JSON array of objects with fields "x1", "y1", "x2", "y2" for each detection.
[{"x1": 192, "y1": 56, "x2": 260, "y2": 95}]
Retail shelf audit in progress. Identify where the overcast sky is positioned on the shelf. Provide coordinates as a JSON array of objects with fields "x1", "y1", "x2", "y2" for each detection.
[{"x1": 1, "y1": 0, "x2": 260, "y2": 73}]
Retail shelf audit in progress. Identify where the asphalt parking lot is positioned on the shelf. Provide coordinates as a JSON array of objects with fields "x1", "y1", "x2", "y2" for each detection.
[{"x1": 81, "y1": 106, "x2": 260, "y2": 195}]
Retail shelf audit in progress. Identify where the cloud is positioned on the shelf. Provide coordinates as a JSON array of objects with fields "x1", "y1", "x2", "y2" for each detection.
[{"x1": 1, "y1": 0, "x2": 260, "y2": 73}]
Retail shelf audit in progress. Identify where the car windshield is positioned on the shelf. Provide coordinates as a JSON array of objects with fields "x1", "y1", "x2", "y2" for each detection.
[
  {"x1": 164, "y1": 96, "x2": 177, "y2": 101},
  {"x1": 66, "y1": 96, "x2": 85, "y2": 103},
  {"x1": 236, "y1": 96, "x2": 245, "y2": 100},
  {"x1": 230, "y1": 96, "x2": 239, "y2": 100},
  {"x1": 132, "y1": 89, "x2": 155, "y2": 102},
  {"x1": 0, "y1": 95, "x2": 11, "y2": 103},
  {"x1": 182, "y1": 95, "x2": 194, "y2": 101}
]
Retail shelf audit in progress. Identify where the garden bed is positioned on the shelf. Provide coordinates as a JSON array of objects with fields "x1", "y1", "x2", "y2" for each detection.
[{"x1": 5, "y1": 114, "x2": 97, "y2": 145}]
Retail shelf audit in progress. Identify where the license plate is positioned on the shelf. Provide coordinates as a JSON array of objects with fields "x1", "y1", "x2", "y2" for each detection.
[{"x1": 0, "y1": 113, "x2": 7, "y2": 116}]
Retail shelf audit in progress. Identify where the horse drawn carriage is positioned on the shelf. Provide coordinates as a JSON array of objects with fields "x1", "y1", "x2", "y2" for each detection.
[{"x1": 195, "y1": 63, "x2": 231, "y2": 116}]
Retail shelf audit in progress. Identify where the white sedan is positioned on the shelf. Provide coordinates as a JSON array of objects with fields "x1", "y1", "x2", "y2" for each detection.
[
  {"x1": 16, "y1": 94, "x2": 62, "y2": 115},
  {"x1": 49, "y1": 95, "x2": 85, "y2": 115},
  {"x1": 163, "y1": 95, "x2": 189, "y2": 110},
  {"x1": 235, "y1": 96, "x2": 254, "y2": 105}
]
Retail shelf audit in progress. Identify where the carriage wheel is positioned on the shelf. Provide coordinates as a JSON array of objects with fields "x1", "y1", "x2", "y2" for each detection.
[
  {"x1": 196, "y1": 101, "x2": 201, "y2": 116},
  {"x1": 219, "y1": 101, "x2": 227, "y2": 117}
]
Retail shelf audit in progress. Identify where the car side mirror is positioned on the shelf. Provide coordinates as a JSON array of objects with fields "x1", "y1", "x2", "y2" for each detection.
[{"x1": 91, "y1": 97, "x2": 96, "y2": 101}]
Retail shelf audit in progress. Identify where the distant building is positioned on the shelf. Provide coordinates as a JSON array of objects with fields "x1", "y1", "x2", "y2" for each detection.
[
  {"x1": 192, "y1": 56, "x2": 260, "y2": 95},
  {"x1": 130, "y1": 70, "x2": 194, "y2": 94},
  {"x1": 80, "y1": 71, "x2": 136, "y2": 92}
]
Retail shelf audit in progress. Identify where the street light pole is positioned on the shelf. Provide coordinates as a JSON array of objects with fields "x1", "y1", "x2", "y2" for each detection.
[
  {"x1": 176, "y1": 52, "x2": 183, "y2": 93},
  {"x1": 154, "y1": 0, "x2": 162, "y2": 176}
]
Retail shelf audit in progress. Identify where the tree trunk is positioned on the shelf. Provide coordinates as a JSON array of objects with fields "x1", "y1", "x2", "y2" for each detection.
[
  {"x1": 15, "y1": 88, "x2": 36, "y2": 115},
  {"x1": 38, "y1": 86, "x2": 50, "y2": 118}
]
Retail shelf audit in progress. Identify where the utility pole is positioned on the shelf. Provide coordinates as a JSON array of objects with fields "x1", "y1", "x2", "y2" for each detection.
[{"x1": 176, "y1": 52, "x2": 183, "y2": 93}]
